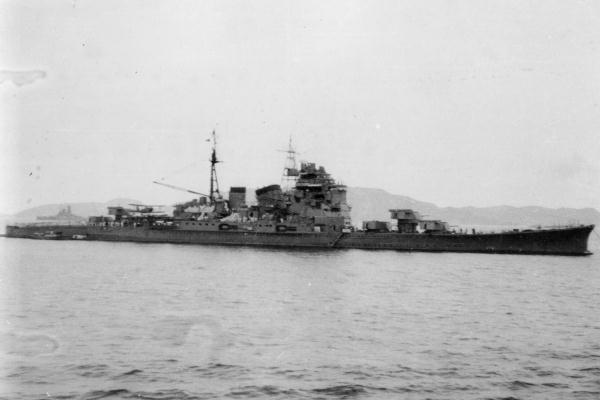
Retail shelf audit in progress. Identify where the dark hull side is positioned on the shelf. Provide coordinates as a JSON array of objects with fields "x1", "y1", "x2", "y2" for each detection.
[
  {"x1": 4, "y1": 224, "x2": 594, "y2": 256},
  {"x1": 336, "y1": 226, "x2": 594, "y2": 255}
]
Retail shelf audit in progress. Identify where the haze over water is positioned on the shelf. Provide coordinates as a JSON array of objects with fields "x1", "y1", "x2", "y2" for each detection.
[{"x1": 1, "y1": 237, "x2": 599, "y2": 399}]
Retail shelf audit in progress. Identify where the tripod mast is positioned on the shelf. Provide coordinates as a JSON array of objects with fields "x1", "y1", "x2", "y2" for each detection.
[
  {"x1": 280, "y1": 136, "x2": 299, "y2": 190},
  {"x1": 209, "y1": 130, "x2": 220, "y2": 203}
]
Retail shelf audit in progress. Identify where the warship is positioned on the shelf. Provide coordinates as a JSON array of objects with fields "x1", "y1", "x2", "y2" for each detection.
[
  {"x1": 36, "y1": 205, "x2": 85, "y2": 223},
  {"x1": 5, "y1": 133, "x2": 595, "y2": 255}
]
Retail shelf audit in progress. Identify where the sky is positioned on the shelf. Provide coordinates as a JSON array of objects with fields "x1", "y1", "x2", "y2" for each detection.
[{"x1": 1, "y1": 0, "x2": 599, "y2": 214}]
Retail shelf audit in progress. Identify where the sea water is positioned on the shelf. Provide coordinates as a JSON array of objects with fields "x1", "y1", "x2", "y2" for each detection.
[{"x1": 1, "y1": 236, "x2": 599, "y2": 399}]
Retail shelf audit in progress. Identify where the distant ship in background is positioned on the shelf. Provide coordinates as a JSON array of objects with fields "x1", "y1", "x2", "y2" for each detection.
[
  {"x1": 5, "y1": 132, "x2": 595, "y2": 255},
  {"x1": 36, "y1": 205, "x2": 86, "y2": 223}
]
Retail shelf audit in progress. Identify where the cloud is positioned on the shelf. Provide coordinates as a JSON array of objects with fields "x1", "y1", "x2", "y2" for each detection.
[{"x1": 0, "y1": 70, "x2": 46, "y2": 87}]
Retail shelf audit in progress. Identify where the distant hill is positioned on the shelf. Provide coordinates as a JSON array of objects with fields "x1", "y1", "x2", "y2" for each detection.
[
  {"x1": 3, "y1": 190, "x2": 599, "y2": 229},
  {"x1": 10, "y1": 198, "x2": 141, "y2": 223},
  {"x1": 347, "y1": 187, "x2": 600, "y2": 228}
]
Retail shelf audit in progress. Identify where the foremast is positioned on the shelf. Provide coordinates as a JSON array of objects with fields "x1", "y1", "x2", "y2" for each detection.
[{"x1": 209, "y1": 130, "x2": 220, "y2": 204}]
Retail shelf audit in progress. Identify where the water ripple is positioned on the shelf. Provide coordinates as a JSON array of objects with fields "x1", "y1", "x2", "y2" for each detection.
[{"x1": 2, "y1": 240, "x2": 599, "y2": 399}]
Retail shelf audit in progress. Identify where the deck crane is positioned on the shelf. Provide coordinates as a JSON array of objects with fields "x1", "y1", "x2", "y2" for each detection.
[
  {"x1": 154, "y1": 130, "x2": 222, "y2": 205},
  {"x1": 152, "y1": 181, "x2": 210, "y2": 197}
]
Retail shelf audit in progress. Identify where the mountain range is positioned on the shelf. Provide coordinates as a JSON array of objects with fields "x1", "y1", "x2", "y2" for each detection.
[
  {"x1": 346, "y1": 188, "x2": 599, "y2": 228},
  {"x1": 4, "y1": 188, "x2": 598, "y2": 229}
]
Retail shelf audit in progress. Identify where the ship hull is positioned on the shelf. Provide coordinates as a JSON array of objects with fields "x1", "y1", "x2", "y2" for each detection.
[
  {"x1": 4, "y1": 224, "x2": 594, "y2": 255},
  {"x1": 336, "y1": 226, "x2": 594, "y2": 255}
]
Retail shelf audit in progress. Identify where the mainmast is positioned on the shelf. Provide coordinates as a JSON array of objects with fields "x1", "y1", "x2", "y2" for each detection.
[
  {"x1": 280, "y1": 136, "x2": 299, "y2": 190},
  {"x1": 209, "y1": 130, "x2": 220, "y2": 203}
]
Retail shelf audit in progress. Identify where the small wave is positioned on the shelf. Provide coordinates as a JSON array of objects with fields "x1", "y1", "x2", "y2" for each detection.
[
  {"x1": 579, "y1": 366, "x2": 600, "y2": 373},
  {"x1": 68, "y1": 364, "x2": 111, "y2": 378},
  {"x1": 541, "y1": 382, "x2": 569, "y2": 388},
  {"x1": 313, "y1": 385, "x2": 368, "y2": 396},
  {"x1": 441, "y1": 384, "x2": 477, "y2": 391},
  {"x1": 81, "y1": 388, "x2": 130, "y2": 400},
  {"x1": 475, "y1": 370, "x2": 502, "y2": 378},
  {"x1": 129, "y1": 389, "x2": 204, "y2": 399},
  {"x1": 312, "y1": 384, "x2": 391, "y2": 397},
  {"x1": 81, "y1": 389, "x2": 201, "y2": 400},
  {"x1": 6, "y1": 365, "x2": 39, "y2": 378},
  {"x1": 271, "y1": 368, "x2": 308, "y2": 379},
  {"x1": 210, "y1": 362, "x2": 236, "y2": 369},
  {"x1": 523, "y1": 365, "x2": 554, "y2": 377},
  {"x1": 484, "y1": 397, "x2": 521, "y2": 400},
  {"x1": 187, "y1": 362, "x2": 250, "y2": 379},
  {"x1": 21, "y1": 379, "x2": 52, "y2": 385},
  {"x1": 430, "y1": 367, "x2": 460, "y2": 377},
  {"x1": 188, "y1": 362, "x2": 236, "y2": 371},
  {"x1": 228, "y1": 385, "x2": 299, "y2": 398},
  {"x1": 573, "y1": 391, "x2": 600, "y2": 396},
  {"x1": 70, "y1": 363, "x2": 110, "y2": 370},
  {"x1": 545, "y1": 351, "x2": 600, "y2": 360},
  {"x1": 565, "y1": 374, "x2": 585, "y2": 379},
  {"x1": 342, "y1": 370, "x2": 373, "y2": 379},
  {"x1": 508, "y1": 380, "x2": 536, "y2": 389},
  {"x1": 391, "y1": 386, "x2": 419, "y2": 393},
  {"x1": 117, "y1": 369, "x2": 143, "y2": 377}
]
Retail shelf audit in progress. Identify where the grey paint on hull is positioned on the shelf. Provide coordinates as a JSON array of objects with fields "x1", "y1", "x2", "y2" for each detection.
[{"x1": 4, "y1": 224, "x2": 594, "y2": 256}]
